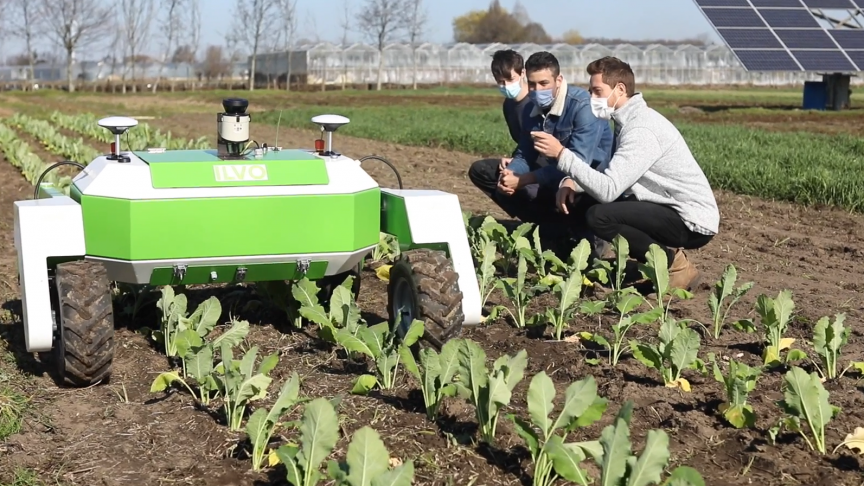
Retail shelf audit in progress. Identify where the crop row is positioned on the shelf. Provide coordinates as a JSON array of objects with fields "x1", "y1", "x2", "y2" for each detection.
[
  {"x1": 254, "y1": 105, "x2": 864, "y2": 214},
  {"x1": 49, "y1": 111, "x2": 209, "y2": 151},
  {"x1": 0, "y1": 121, "x2": 69, "y2": 191}
]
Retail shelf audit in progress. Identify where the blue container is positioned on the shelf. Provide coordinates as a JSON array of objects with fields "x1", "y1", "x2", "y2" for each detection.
[{"x1": 802, "y1": 81, "x2": 827, "y2": 110}]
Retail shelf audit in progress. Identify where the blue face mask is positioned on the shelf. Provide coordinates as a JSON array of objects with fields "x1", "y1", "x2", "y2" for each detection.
[
  {"x1": 531, "y1": 88, "x2": 554, "y2": 108},
  {"x1": 498, "y1": 80, "x2": 521, "y2": 99}
]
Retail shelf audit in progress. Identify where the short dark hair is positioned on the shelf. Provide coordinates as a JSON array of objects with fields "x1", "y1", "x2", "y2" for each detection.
[
  {"x1": 587, "y1": 56, "x2": 635, "y2": 96},
  {"x1": 491, "y1": 50, "x2": 524, "y2": 81},
  {"x1": 525, "y1": 51, "x2": 560, "y2": 78}
]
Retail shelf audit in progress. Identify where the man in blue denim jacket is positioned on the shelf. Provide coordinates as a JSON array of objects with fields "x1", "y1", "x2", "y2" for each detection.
[{"x1": 496, "y1": 51, "x2": 614, "y2": 257}]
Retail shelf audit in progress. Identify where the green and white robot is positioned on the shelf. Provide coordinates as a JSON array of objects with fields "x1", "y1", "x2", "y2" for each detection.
[{"x1": 13, "y1": 98, "x2": 481, "y2": 387}]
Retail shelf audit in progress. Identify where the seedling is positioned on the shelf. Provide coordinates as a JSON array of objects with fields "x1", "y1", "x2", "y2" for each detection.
[
  {"x1": 494, "y1": 251, "x2": 547, "y2": 329},
  {"x1": 326, "y1": 426, "x2": 415, "y2": 485},
  {"x1": 400, "y1": 338, "x2": 460, "y2": 421},
  {"x1": 631, "y1": 318, "x2": 702, "y2": 391},
  {"x1": 593, "y1": 401, "x2": 706, "y2": 486},
  {"x1": 247, "y1": 372, "x2": 305, "y2": 471},
  {"x1": 707, "y1": 264, "x2": 754, "y2": 339},
  {"x1": 581, "y1": 289, "x2": 663, "y2": 366},
  {"x1": 454, "y1": 340, "x2": 527, "y2": 445},
  {"x1": 773, "y1": 366, "x2": 840, "y2": 454},
  {"x1": 508, "y1": 372, "x2": 607, "y2": 486},
  {"x1": 811, "y1": 313, "x2": 855, "y2": 380},
  {"x1": 756, "y1": 291, "x2": 805, "y2": 367},
  {"x1": 639, "y1": 244, "x2": 694, "y2": 320},
  {"x1": 711, "y1": 355, "x2": 761, "y2": 429},
  {"x1": 335, "y1": 319, "x2": 425, "y2": 393}
]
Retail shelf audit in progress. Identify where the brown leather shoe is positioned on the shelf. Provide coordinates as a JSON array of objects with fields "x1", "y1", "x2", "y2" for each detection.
[{"x1": 668, "y1": 249, "x2": 701, "y2": 291}]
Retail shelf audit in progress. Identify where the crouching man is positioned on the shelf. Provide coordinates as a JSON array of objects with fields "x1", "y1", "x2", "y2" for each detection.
[{"x1": 544, "y1": 56, "x2": 720, "y2": 290}]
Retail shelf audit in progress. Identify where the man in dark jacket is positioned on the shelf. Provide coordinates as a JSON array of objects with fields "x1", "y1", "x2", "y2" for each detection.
[{"x1": 470, "y1": 51, "x2": 614, "y2": 258}]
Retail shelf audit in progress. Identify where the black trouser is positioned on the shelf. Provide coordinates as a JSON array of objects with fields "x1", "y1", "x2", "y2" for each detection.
[{"x1": 578, "y1": 199, "x2": 714, "y2": 265}]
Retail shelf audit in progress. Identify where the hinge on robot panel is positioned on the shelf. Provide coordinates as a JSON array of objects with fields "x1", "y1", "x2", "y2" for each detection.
[
  {"x1": 235, "y1": 267, "x2": 247, "y2": 282},
  {"x1": 297, "y1": 259, "x2": 310, "y2": 276},
  {"x1": 173, "y1": 264, "x2": 187, "y2": 281}
]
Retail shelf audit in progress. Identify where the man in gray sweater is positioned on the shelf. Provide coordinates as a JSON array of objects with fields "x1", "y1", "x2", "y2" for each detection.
[{"x1": 533, "y1": 56, "x2": 719, "y2": 291}]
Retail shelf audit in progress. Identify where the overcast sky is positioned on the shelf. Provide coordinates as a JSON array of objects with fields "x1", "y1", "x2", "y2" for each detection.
[{"x1": 0, "y1": 0, "x2": 722, "y2": 58}]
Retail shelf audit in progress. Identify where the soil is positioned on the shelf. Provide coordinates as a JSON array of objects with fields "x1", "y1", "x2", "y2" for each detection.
[{"x1": 1, "y1": 106, "x2": 863, "y2": 486}]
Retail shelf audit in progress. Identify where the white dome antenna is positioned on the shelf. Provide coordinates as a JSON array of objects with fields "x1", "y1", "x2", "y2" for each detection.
[
  {"x1": 98, "y1": 116, "x2": 139, "y2": 162},
  {"x1": 311, "y1": 114, "x2": 350, "y2": 155}
]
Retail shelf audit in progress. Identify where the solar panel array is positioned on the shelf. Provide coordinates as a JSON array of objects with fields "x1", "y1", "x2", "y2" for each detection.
[{"x1": 693, "y1": 0, "x2": 864, "y2": 71}]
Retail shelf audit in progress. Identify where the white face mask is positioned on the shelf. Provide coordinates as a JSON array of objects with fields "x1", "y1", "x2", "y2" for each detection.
[{"x1": 590, "y1": 88, "x2": 622, "y2": 120}]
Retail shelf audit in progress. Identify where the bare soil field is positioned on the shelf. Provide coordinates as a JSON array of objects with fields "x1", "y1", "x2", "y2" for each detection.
[{"x1": 1, "y1": 107, "x2": 863, "y2": 486}]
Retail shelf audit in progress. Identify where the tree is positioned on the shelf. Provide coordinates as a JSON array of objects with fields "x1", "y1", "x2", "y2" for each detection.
[
  {"x1": 7, "y1": 0, "x2": 43, "y2": 90},
  {"x1": 231, "y1": 0, "x2": 279, "y2": 91},
  {"x1": 560, "y1": 29, "x2": 583, "y2": 45},
  {"x1": 357, "y1": 0, "x2": 411, "y2": 91},
  {"x1": 279, "y1": 0, "x2": 298, "y2": 91},
  {"x1": 403, "y1": 0, "x2": 428, "y2": 90},
  {"x1": 120, "y1": 0, "x2": 155, "y2": 93},
  {"x1": 152, "y1": 0, "x2": 184, "y2": 92},
  {"x1": 38, "y1": 0, "x2": 110, "y2": 92},
  {"x1": 452, "y1": 0, "x2": 551, "y2": 44},
  {"x1": 201, "y1": 45, "x2": 231, "y2": 80}
]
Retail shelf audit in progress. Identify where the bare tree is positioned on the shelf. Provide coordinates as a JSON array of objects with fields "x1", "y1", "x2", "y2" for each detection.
[
  {"x1": 8, "y1": 0, "x2": 44, "y2": 90},
  {"x1": 403, "y1": 0, "x2": 427, "y2": 90},
  {"x1": 357, "y1": 0, "x2": 410, "y2": 91},
  {"x1": 279, "y1": 0, "x2": 298, "y2": 91},
  {"x1": 152, "y1": 0, "x2": 184, "y2": 92},
  {"x1": 231, "y1": 0, "x2": 279, "y2": 91},
  {"x1": 38, "y1": 0, "x2": 110, "y2": 92},
  {"x1": 338, "y1": 0, "x2": 352, "y2": 90},
  {"x1": 120, "y1": 0, "x2": 155, "y2": 93}
]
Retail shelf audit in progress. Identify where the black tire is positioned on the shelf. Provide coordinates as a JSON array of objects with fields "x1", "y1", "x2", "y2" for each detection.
[
  {"x1": 387, "y1": 249, "x2": 464, "y2": 349},
  {"x1": 51, "y1": 260, "x2": 115, "y2": 387}
]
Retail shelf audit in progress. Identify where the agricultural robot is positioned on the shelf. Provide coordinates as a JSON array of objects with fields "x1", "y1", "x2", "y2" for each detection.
[{"x1": 13, "y1": 98, "x2": 481, "y2": 387}]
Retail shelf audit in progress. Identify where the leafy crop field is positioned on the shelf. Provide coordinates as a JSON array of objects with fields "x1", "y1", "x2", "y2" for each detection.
[{"x1": 0, "y1": 88, "x2": 863, "y2": 486}]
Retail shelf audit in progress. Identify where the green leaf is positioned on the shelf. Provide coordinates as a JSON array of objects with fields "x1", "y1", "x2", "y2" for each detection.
[
  {"x1": 553, "y1": 376, "x2": 601, "y2": 434},
  {"x1": 526, "y1": 371, "x2": 555, "y2": 439},
  {"x1": 625, "y1": 429, "x2": 670, "y2": 486},
  {"x1": 292, "y1": 278, "x2": 321, "y2": 307},
  {"x1": 351, "y1": 375, "x2": 378, "y2": 395},
  {"x1": 777, "y1": 366, "x2": 836, "y2": 451},
  {"x1": 211, "y1": 319, "x2": 250, "y2": 348},
  {"x1": 545, "y1": 435, "x2": 591, "y2": 485},
  {"x1": 192, "y1": 296, "x2": 222, "y2": 336},
  {"x1": 345, "y1": 426, "x2": 390, "y2": 486},
  {"x1": 598, "y1": 403, "x2": 633, "y2": 486},
  {"x1": 508, "y1": 414, "x2": 540, "y2": 457},
  {"x1": 401, "y1": 320, "x2": 425, "y2": 348},
  {"x1": 664, "y1": 466, "x2": 706, "y2": 486},
  {"x1": 274, "y1": 444, "x2": 303, "y2": 486},
  {"x1": 371, "y1": 460, "x2": 415, "y2": 486},
  {"x1": 298, "y1": 398, "x2": 340, "y2": 483},
  {"x1": 150, "y1": 371, "x2": 182, "y2": 392}
]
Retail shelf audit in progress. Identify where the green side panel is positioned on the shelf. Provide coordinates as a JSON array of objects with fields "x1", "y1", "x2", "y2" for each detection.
[
  {"x1": 81, "y1": 189, "x2": 380, "y2": 260},
  {"x1": 149, "y1": 261, "x2": 327, "y2": 285},
  {"x1": 380, "y1": 192, "x2": 413, "y2": 247},
  {"x1": 134, "y1": 149, "x2": 329, "y2": 188}
]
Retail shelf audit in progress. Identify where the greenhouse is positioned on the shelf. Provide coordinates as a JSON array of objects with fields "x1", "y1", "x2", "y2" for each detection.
[{"x1": 253, "y1": 42, "x2": 864, "y2": 86}]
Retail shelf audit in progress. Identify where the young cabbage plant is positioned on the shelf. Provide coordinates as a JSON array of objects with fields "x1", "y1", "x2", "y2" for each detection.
[
  {"x1": 153, "y1": 285, "x2": 188, "y2": 358},
  {"x1": 711, "y1": 355, "x2": 761, "y2": 429},
  {"x1": 476, "y1": 239, "x2": 500, "y2": 313},
  {"x1": 150, "y1": 317, "x2": 251, "y2": 406},
  {"x1": 756, "y1": 290, "x2": 806, "y2": 367},
  {"x1": 372, "y1": 232, "x2": 400, "y2": 263},
  {"x1": 581, "y1": 289, "x2": 663, "y2": 366},
  {"x1": 214, "y1": 341, "x2": 278, "y2": 431},
  {"x1": 296, "y1": 276, "x2": 363, "y2": 343},
  {"x1": 639, "y1": 245, "x2": 694, "y2": 320},
  {"x1": 774, "y1": 366, "x2": 840, "y2": 454},
  {"x1": 274, "y1": 397, "x2": 342, "y2": 486},
  {"x1": 400, "y1": 338, "x2": 460, "y2": 421},
  {"x1": 594, "y1": 401, "x2": 707, "y2": 486},
  {"x1": 247, "y1": 372, "x2": 306, "y2": 472},
  {"x1": 335, "y1": 320, "x2": 424, "y2": 394},
  {"x1": 585, "y1": 234, "x2": 630, "y2": 305},
  {"x1": 508, "y1": 372, "x2": 607, "y2": 486},
  {"x1": 528, "y1": 225, "x2": 569, "y2": 280},
  {"x1": 455, "y1": 340, "x2": 527, "y2": 445},
  {"x1": 707, "y1": 264, "x2": 754, "y2": 339},
  {"x1": 494, "y1": 252, "x2": 547, "y2": 329},
  {"x1": 326, "y1": 426, "x2": 415, "y2": 485},
  {"x1": 631, "y1": 318, "x2": 703, "y2": 391},
  {"x1": 811, "y1": 313, "x2": 855, "y2": 380}
]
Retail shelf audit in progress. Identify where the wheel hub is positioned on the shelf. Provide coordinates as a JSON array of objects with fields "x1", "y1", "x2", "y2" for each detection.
[{"x1": 391, "y1": 278, "x2": 415, "y2": 338}]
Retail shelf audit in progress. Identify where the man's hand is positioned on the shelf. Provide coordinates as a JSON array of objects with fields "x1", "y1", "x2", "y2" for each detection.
[
  {"x1": 499, "y1": 157, "x2": 512, "y2": 171},
  {"x1": 556, "y1": 178, "x2": 578, "y2": 214},
  {"x1": 531, "y1": 131, "x2": 565, "y2": 159},
  {"x1": 497, "y1": 169, "x2": 520, "y2": 196}
]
